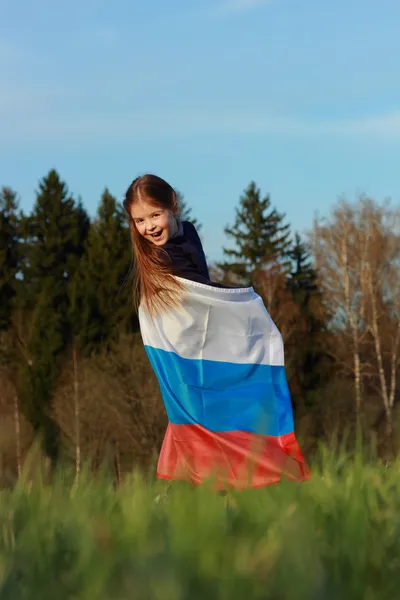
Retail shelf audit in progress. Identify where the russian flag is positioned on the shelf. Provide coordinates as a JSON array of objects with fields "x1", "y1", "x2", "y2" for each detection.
[{"x1": 139, "y1": 278, "x2": 310, "y2": 489}]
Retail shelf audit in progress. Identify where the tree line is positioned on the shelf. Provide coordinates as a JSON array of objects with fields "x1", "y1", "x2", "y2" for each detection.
[{"x1": 0, "y1": 170, "x2": 399, "y2": 484}]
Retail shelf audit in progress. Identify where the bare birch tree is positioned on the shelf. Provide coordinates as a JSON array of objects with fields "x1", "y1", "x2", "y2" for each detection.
[
  {"x1": 53, "y1": 334, "x2": 166, "y2": 478},
  {"x1": 358, "y1": 199, "x2": 400, "y2": 434},
  {"x1": 311, "y1": 200, "x2": 366, "y2": 417},
  {"x1": 0, "y1": 362, "x2": 31, "y2": 481},
  {"x1": 311, "y1": 196, "x2": 400, "y2": 430}
]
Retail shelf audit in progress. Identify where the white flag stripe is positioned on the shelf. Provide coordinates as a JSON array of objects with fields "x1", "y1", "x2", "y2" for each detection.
[{"x1": 139, "y1": 279, "x2": 285, "y2": 366}]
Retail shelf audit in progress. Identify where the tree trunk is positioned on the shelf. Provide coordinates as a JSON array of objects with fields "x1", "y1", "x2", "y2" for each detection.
[
  {"x1": 389, "y1": 325, "x2": 400, "y2": 410},
  {"x1": 114, "y1": 442, "x2": 121, "y2": 488},
  {"x1": 341, "y1": 237, "x2": 362, "y2": 416},
  {"x1": 13, "y1": 394, "x2": 21, "y2": 477},
  {"x1": 367, "y1": 268, "x2": 393, "y2": 437},
  {"x1": 353, "y1": 349, "x2": 362, "y2": 419},
  {"x1": 72, "y1": 346, "x2": 81, "y2": 486}
]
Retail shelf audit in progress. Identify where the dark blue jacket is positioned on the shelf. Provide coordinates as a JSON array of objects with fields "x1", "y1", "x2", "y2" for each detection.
[{"x1": 162, "y1": 221, "x2": 212, "y2": 285}]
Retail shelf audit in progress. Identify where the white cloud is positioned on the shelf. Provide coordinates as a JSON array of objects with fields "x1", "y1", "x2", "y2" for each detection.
[
  {"x1": 3, "y1": 108, "x2": 400, "y2": 145},
  {"x1": 213, "y1": 111, "x2": 400, "y2": 137},
  {"x1": 213, "y1": 0, "x2": 272, "y2": 16},
  {"x1": 0, "y1": 80, "x2": 78, "y2": 116},
  {"x1": 343, "y1": 112, "x2": 400, "y2": 136}
]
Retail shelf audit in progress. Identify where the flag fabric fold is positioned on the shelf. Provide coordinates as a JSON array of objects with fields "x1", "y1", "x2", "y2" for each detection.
[{"x1": 139, "y1": 278, "x2": 310, "y2": 489}]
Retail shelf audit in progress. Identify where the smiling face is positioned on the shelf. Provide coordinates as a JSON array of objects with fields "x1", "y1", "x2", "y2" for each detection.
[{"x1": 130, "y1": 199, "x2": 178, "y2": 246}]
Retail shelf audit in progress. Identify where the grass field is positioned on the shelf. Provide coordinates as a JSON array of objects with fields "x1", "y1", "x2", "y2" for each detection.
[{"x1": 1, "y1": 443, "x2": 400, "y2": 600}]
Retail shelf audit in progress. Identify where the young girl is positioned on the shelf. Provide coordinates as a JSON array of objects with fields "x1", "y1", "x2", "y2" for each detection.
[{"x1": 124, "y1": 174, "x2": 309, "y2": 490}]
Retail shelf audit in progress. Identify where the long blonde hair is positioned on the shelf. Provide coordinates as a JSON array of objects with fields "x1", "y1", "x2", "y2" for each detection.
[{"x1": 123, "y1": 174, "x2": 184, "y2": 314}]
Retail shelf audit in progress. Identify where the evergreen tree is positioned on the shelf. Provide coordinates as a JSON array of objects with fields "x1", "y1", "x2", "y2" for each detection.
[
  {"x1": 176, "y1": 190, "x2": 202, "y2": 231},
  {"x1": 70, "y1": 188, "x2": 135, "y2": 354},
  {"x1": 218, "y1": 181, "x2": 291, "y2": 285},
  {"x1": 0, "y1": 187, "x2": 20, "y2": 331},
  {"x1": 288, "y1": 233, "x2": 318, "y2": 298},
  {"x1": 286, "y1": 233, "x2": 331, "y2": 410},
  {"x1": 19, "y1": 169, "x2": 90, "y2": 462},
  {"x1": 21, "y1": 170, "x2": 89, "y2": 299}
]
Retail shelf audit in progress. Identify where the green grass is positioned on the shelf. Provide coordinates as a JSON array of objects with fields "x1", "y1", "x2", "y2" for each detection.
[{"x1": 1, "y1": 445, "x2": 400, "y2": 599}]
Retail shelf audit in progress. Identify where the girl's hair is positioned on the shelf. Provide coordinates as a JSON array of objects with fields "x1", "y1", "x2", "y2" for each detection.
[{"x1": 123, "y1": 174, "x2": 184, "y2": 314}]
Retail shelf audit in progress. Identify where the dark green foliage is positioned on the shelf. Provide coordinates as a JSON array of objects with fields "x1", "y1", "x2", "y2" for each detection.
[
  {"x1": 288, "y1": 233, "x2": 317, "y2": 297},
  {"x1": 70, "y1": 188, "x2": 136, "y2": 354},
  {"x1": 219, "y1": 181, "x2": 291, "y2": 284},
  {"x1": 20, "y1": 170, "x2": 89, "y2": 300},
  {"x1": 18, "y1": 170, "x2": 90, "y2": 462},
  {"x1": 0, "y1": 187, "x2": 20, "y2": 331},
  {"x1": 287, "y1": 233, "x2": 333, "y2": 411}
]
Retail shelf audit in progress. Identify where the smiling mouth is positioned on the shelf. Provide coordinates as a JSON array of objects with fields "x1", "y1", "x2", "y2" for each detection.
[{"x1": 150, "y1": 231, "x2": 163, "y2": 239}]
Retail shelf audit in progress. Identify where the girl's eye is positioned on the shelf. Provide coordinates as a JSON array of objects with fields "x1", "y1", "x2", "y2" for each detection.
[{"x1": 152, "y1": 213, "x2": 160, "y2": 218}]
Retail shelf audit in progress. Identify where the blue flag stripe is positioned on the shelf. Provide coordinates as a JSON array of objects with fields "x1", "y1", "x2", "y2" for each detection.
[{"x1": 144, "y1": 345, "x2": 295, "y2": 437}]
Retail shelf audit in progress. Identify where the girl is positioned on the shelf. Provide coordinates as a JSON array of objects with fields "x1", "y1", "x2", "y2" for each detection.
[
  {"x1": 124, "y1": 174, "x2": 309, "y2": 490},
  {"x1": 124, "y1": 174, "x2": 217, "y2": 313}
]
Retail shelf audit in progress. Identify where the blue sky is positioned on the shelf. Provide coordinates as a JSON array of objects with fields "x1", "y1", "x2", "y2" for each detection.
[{"x1": 1, "y1": 0, "x2": 400, "y2": 261}]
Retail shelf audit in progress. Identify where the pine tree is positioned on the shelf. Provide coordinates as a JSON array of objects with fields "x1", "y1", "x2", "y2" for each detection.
[
  {"x1": 176, "y1": 190, "x2": 202, "y2": 231},
  {"x1": 219, "y1": 181, "x2": 291, "y2": 285},
  {"x1": 19, "y1": 169, "x2": 90, "y2": 462},
  {"x1": 21, "y1": 170, "x2": 89, "y2": 299},
  {"x1": 286, "y1": 233, "x2": 331, "y2": 411},
  {"x1": 0, "y1": 187, "x2": 20, "y2": 331},
  {"x1": 70, "y1": 188, "x2": 135, "y2": 354},
  {"x1": 288, "y1": 233, "x2": 318, "y2": 299}
]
